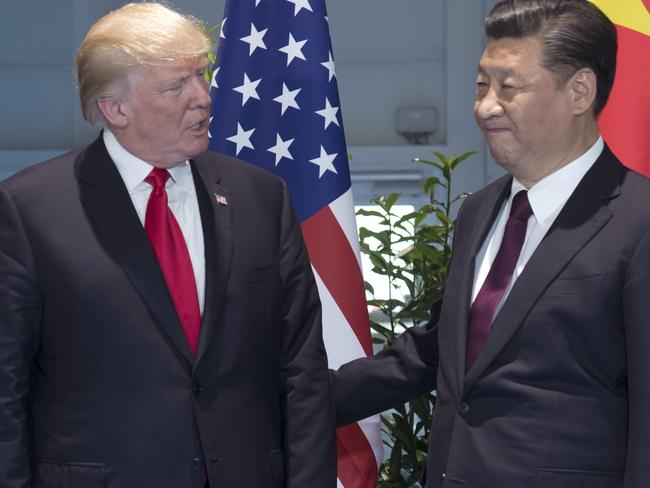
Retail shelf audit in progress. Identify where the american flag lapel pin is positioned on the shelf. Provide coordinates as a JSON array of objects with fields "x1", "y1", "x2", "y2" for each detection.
[{"x1": 214, "y1": 193, "x2": 228, "y2": 206}]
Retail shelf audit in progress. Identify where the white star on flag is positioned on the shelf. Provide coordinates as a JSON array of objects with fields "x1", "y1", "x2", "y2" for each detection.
[
  {"x1": 309, "y1": 145, "x2": 338, "y2": 178},
  {"x1": 255, "y1": 0, "x2": 262, "y2": 5},
  {"x1": 315, "y1": 98, "x2": 340, "y2": 129},
  {"x1": 226, "y1": 123, "x2": 255, "y2": 155},
  {"x1": 279, "y1": 33, "x2": 307, "y2": 66},
  {"x1": 321, "y1": 51, "x2": 336, "y2": 81},
  {"x1": 240, "y1": 23, "x2": 268, "y2": 56},
  {"x1": 220, "y1": 17, "x2": 227, "y2": 39},
  {"x1": 273, "y1": 83, "x2": 301, "y2": 115},
  {"x1": 286, "y1": 0, "x2": 313, "y2": 16},
  {"x1": 233, "y1": 73, "x2": 261, "y2": 107},
  {"x1": 267, "y1": 134, "x2": 295, "y2": 166},
  {"x1": 211, "y1": 67, "x2": 220, "y2": 89}
]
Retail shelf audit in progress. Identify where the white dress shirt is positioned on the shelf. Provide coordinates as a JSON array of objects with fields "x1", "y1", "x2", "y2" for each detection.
[
  {"x1": 471, "y1": 136, "x2": 604, "y2": 317},
  {"x1": 103, "y1": 129, "x2": 206, "y2": 314}
]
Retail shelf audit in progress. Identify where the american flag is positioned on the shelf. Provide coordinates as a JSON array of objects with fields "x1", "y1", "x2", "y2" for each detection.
[{"x1": 207, "y1": 0, "x2": 382, "y2": 486}]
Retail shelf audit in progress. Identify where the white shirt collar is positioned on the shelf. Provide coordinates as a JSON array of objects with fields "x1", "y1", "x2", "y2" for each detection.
[
  {"x1": 103, "y1": 129, "x2": 195, "y2": 194},
  {"x1": 510, "y1": 136, "x2": 604, "y2": 224}
]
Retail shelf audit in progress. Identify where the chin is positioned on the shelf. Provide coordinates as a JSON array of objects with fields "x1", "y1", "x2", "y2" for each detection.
[
  {"x1": 189, "y1": 140, "x2": 209, "y2": 158},
  {"x1": 489, "y1": 149, "x2": 516, "y2": 170}
]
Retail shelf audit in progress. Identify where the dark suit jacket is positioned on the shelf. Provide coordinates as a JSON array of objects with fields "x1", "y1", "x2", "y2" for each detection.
[
  {"x1": 332, "y1": 146, "x2": 650, "y2": 488},
  {"x1": 0, "y1": 136, "x2": 335, "y2": 488}
]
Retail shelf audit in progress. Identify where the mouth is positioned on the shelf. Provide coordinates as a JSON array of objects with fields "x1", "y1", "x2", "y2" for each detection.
[
  {"x1": 189, "y1": 118, "x2": 209, "y2": 133},
  {"x1": 483, "y1": 126, "x2": 510, "y2": 132}
]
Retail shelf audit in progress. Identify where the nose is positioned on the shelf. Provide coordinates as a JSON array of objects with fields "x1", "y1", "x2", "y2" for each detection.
[
  {"x1": 475, "y1": 90, "x2": 504, "y2": 121},
  {"x1": 189, "y1": 74, "x2": 211, "y2": 109}
]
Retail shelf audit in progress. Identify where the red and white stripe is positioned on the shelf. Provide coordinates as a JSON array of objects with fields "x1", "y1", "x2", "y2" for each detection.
[{"x1": 301, "y1": 188, "x2": 382, "y2": 488}]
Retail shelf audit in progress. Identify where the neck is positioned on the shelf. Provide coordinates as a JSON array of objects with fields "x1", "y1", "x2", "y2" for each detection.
[
  {"x1": 517, "y1": 122, "x2": 600, "y2": 189},
  {"x1": 106, "y1": 126, "x2": 182, "y2": 169}
]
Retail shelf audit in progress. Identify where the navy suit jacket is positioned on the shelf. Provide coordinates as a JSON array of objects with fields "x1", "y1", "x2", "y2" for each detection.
[
  {"x1": 333, "y1": 146, "x2": 650, "y2": 488},
  {"x1": 0, "y1": 135, "x2": 335, "y2": 488}
]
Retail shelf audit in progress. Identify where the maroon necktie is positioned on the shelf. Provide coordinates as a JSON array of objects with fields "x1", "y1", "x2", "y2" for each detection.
[
  {"x1": 144, "y1": 167, "x2": 201, "y2": 356},
  {"x1": 466, "y1": 190, "x2": 533, "y2": 372}
]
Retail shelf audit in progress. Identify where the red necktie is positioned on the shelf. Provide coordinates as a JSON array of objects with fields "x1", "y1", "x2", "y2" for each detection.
[
  {"x1": 144, "y1": 167, "x2": 201, "y2": 356},
  {"x1": 466, "y1": 190, "x2": 533, "y2": 372}
]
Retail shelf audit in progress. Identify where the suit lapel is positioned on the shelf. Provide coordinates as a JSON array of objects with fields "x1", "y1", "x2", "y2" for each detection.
[
  {"x1": 76, "y1": 136, "x2": 194, "y2": 367},
  {"x1": 191, "y1": 156, "x2": 233, "y2": 365},
  {"x1": 444, "y1": 178, "x2": 510, "y2": 396},
  {"x1": 463, "y1": 148, "x2": 623, "y2": 392}
]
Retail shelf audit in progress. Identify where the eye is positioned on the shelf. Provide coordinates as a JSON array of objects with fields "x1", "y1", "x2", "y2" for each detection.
[
  {"x1": 501, "y1": 80, "x2": 521, "y2": 90},
  {"x1": 164, "y1": 76, "x2": 190, "y2": 94}
]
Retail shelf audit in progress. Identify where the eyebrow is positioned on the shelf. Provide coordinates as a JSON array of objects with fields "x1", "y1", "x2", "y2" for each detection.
[
  {"x1": 477, "y1": 65, "x2": 522, "y2": 79},
  {"x1": 161, "y1": 66, "x2": 209, "y2": 87}
]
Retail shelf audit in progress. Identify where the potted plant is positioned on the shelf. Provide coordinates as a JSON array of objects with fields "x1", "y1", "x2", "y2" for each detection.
[{"x1": 357, "y1": 151, "x2": 474, "y2": 487}]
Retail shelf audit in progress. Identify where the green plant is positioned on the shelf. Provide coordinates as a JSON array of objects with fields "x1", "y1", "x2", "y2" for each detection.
[
  {"x1": 204, "y1": 22, "x2": 221, "y2": 83},
  {"x1": 357, "y1": 151, "x2": 474, "y2": 487}
]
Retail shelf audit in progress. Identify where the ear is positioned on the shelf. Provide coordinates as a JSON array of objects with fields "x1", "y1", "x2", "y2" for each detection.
[
  {"x1": 569, "y1": 68, "x2": 597, "y2": 116},
  {"x1": 96, "y1": 97, "x2": 129, "y2": 128}
]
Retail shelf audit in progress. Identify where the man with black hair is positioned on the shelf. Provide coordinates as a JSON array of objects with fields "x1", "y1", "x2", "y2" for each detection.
[{"x1": 333, "y1": 1, "x2": 650, "y2": 486}]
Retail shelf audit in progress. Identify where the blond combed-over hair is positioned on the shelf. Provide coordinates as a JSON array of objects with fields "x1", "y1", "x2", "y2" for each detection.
[{"x1": 75, "y1": 2, "x2": 212, "y2": 125}]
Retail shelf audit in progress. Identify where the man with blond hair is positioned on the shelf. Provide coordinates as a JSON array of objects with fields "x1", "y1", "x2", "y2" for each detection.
[{"x1": 0, "y1": 3, "x2": 335, "y2": 487}]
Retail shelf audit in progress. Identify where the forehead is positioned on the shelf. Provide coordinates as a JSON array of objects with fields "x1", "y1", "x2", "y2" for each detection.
[
  {"x1": 135, "y1": 56, "x2": 209, "y2": 82},
  {"x1": 478, "y1": 36, "x2": 544, "y2": 75}
]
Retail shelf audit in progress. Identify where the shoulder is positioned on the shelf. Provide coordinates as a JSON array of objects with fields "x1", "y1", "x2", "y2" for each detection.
[
  {"x1": 613, "y1": 164, "x2": 650, "y2": 225},
  {"x1": 0, "y1": 146, "x2": 86, "y2": 201},
  {"x1": 596, "y1": 146, "x2": 650, "y2": 216},
  {"x1": 458, "y1": 174, "x2": 510, "y2": 216},
  {"x1": 194, "y1": 150, "x2": 284, "y2": 186},
  {"x1": 467, "y1": 174, "x2": 510, "y2": 201},
  {"x1": 192, "y1": 150, "x2": 288, "y2": 206},
  {"x1": 619, "y1": 164, "x2": 650, "y2": 197}
]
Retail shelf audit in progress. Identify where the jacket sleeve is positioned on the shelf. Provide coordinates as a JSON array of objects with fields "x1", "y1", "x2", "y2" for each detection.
[
  {"x1": 330, "y1": 300, "x2": 440, "y2": 427},
  {"x1": 329, "y1": 197, "x2": 471, "y2": 427},
  {"x1": 0, "y1": 183, "x2": 41, "y2": 487},
  {"x1": 276, "y1": 181, "x2": 336, "y2": 488},
  {"x1": 622, "y1": 224, "x2": 650, "y2": 487}
]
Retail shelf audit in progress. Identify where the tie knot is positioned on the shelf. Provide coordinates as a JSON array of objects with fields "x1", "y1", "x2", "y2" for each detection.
[
  {"x1": 510, "y1": 190, "x2": 533, "y2": 221},
  {"x1": 145, "y1": 167, "x2": 170, "y2": 189}
]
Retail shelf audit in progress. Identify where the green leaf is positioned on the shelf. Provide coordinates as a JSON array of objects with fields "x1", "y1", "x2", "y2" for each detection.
[
  {"x1": 369, "y1": 254, "x2": 388, "y2": 273},
  {"x1": 388, "y1": 442, "x2": 403, "y2": 481},
  {"x1": 382, "y1": 192, "x2": 401, "y2": 211},
  {"x1": 423, "y1": 176, "x2": 441, "y2": 196},
  {"x1": 356, "y1": 208, "x2": 386, "y2": 219},
  {"x1": 451, "y1": 150, "x2": 477, "y2": 169},
  {"x1": 369, "y1": 321, "x2": 393, "y2": 337},
  {"x1": 206, "y1": 22, "x2": 221, "y2": 33},
  {"x1": 364, "y1": 281, "x2": 375, "y2": 294}
]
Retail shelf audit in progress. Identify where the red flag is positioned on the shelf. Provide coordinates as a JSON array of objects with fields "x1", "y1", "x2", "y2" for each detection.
[{"x1": 591, "y1": 0, "x2": 650, "y2": 176}]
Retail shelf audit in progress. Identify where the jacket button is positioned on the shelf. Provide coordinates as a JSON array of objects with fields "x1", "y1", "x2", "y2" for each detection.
[
  {"x1": 191, "y1": 457, "x2": 203, "y2": 471},
  {"x1": 457, "y1": 401, "x2": 470, "y2": 414},
  {"x1": 193, "y1": 383, "x2": 205, "y2": 396}
]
